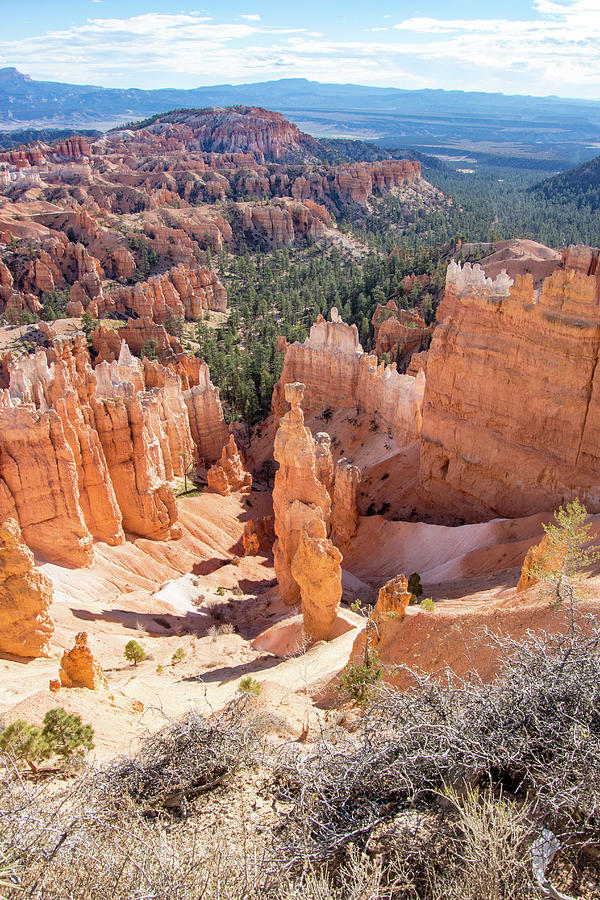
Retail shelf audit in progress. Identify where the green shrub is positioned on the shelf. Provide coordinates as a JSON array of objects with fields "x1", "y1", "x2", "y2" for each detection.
[
  {"x1": 124, "y1": 639, "x2": 146, "y2": 666},
  {"x1": 216, "y1": 586, "x2": 226, "y2": 597},
  {"x1": 41, "y1": 708, "x2": 94, "y2": 762},
  {"x1": 140, "y1": 339, "x2": 158, "y2": 361},
  {"x1": 0, "y1": 720, "x2": 49, "y2": 769},
  {"x1": 171, "y1": 647, "x2": 186, "y2": 665},
  {"x1": 420, "y1": 597, "x2": 435, "y2": 612},
  {"x1": 338, "y1": 647, "x2": 382, "y2": 706},
  {"x1": 0, "y1": 708, "x2": 93, "y2": 771},
  {"x1": 238, "y1": 676, "x2": 261, "y2": 696}
]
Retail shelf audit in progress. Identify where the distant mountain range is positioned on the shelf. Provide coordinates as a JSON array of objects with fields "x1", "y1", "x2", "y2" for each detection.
[{"x1": 2, "y1": 68, "x2": 600, "y2": 170}]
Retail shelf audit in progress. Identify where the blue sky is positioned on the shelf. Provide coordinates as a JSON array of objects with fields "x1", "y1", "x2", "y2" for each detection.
[{"x1": 1, "y1": 1, "x2": 599, "y2": 99}]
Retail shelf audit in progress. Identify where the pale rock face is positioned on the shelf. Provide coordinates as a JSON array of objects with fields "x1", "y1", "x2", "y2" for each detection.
[
  {"x1": 419, "y1": 250, "x2": 600, "y2": 519},
  {"x1": 0, "y1": 403, "x2": 95, "y2": 566},
  {"x1": 0, "y1": 518, "x2": 54, "y2": 658},
  {"x1": 331, "y1": 458, "x2": 361, "y2": 549},
  {"x1": 272, "y1": 382, "x2": 332, "y2": 606},
  {"x1": 273, "y1": 310, "x2": 425, "y2": 445},
  {"x1": 207, "y1": 434, "x2": 252, "y2": 495},
  {"x1": 291, "y1": 518, "x2": 342, "y2": 643},
  {"x1": 59, "y1": 631, "x2": 107, "y2": 690}
]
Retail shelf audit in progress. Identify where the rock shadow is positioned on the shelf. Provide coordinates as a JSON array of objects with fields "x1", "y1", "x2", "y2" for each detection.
[
  {"x1": 192, "y1": 558, "x2": 231, "y2": 576},
  {"x1": 181, "y1": 654, "x2": 277, "y2": 685},
  {"x1": 71, "y1": 607, "x2": 212, "y2": 637}
]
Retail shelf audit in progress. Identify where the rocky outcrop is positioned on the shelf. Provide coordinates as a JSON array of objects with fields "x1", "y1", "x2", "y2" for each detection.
[
  {"x1": 291, "y1": 518, "x2": 342, "y2": 642},
  {"x1": 419, "y1": 251, "x2": 600, "y2": 520},
  {"x1": 0, "y1": 518, "x2": 54, "y2": 658},
  {"x1": 0, "y1": 334, "x2": 227, "y2": 563},
  {"x1": 74, "y1": 265, "x2": 226, "y2": 322},
  {"x1": 127, "y1": 106, "x2": 322, "y2": 163},
  {"x1": 517, "y1": 536, "x2": 554, "y2": 593},
  {"x1": 273, "y1": 308, "x2": 425, "y2": 445},
  {"x1": 373, "y1": 574, "x2": 412, "y2": 623},
  {"x1": 185, "y1": 361, "x2": 229, "y2": 464},
  {"x1": 331, "y1": 458, "x2": 361, "y2": 549},
  {"x1": 333, "y1": 160, "x2": 421, "y2": 204},
  {"x1": 351, "y1": 574, "x2": 412, "y2": 664},
  {"x1": 59, "y1": 631, "x2": 107, "y2": 689},
  {"x1": 207, "y1": 434, "x2": 252, "y2": 495},
  {"x1": 372, "y1": 301, "x2": 434, "y2": 369},
  {"x1": 272, "y1": 382, "x2": 332, "y2": 606},
  {"x1": 242, "y1": 515, "x2": 274, "y2": 556}
]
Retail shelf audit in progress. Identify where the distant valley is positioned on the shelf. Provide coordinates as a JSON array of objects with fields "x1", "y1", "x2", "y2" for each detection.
[{"x1": 2, "y1": 68, "x2": 600, "y2": 171}]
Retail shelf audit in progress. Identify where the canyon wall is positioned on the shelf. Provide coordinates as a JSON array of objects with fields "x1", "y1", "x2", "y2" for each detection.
[
  {"x1": 273, "y1": 309, "x2": 425, "y2": 445},
  {"x1": 0, "y1": 335, "x2": 227, "y2": 565},
  {"x1": 419, "y1": 251, "x2": 600, "y2": 519}
]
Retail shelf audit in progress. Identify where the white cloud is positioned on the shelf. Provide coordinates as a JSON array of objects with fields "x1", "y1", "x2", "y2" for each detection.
[{"x1": 0, "y1": 3, "x2": 599, "y2": 97}]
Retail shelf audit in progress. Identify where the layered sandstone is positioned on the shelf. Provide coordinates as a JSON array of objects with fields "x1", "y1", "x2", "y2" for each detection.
[
  {"x1": 419, "y1": 250, "x2": 600, "y2": 519},
  {"x1": 272, "y1": 382, "x2": 332, "y2": 606},
  {"x1": 0, "y1": 334, "x2": 227, "y2": 563},
  {"x1": 273, "y1": 308, "x2": 425, "y2": 445},
  {"x1": 207, "y1": 434, "x2": 252, "y2": 495},
  {"x1": 122, "y1": 107, "x2": 321, "y2": 163},
  {"x1": 71, "y1": 265, "x2": 226, "y2": 322},
  {"x1": 59, "y1": 631, "x2": 107, "y2": 690},
  {"x1": 291, "y1": 518, "x2": 342, "y2": 642},
  {"x1": 185, "y1": 362, "x2": 229, "y2": 464},
  {"x1": 0, "y1": 518, "x2": 54, "y2": 658},
  {"x1": 333, "y1": 160, "x2": 421, "y2": 204}
]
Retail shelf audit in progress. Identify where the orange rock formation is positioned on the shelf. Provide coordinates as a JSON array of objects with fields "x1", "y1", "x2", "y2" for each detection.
[
  {"x1": 291, "y1": 518, "x2": 343, "y2": 642},
  {"x1": 517, "y1": 536, "x2": 554, "y2": 592},
  {"x1": 331, "y1": 458, "x2": 361, "y2": 549},
  {"x1": 207, "y1": 434, "x2": 252, "y2": 495},
  {"x1": 0, "y1": 334, "x2": 227, "y2": 563},
  {"x1": 242, "y1": 515, "x2": 274, "y2": 556},
  {"x1": 0, "y1": 518, "x2": 54, "y2": 658},
  {"x1": 272, "y1": 382, "x2": 332, "y2": 606},
  {"x1": 419, "y1": 250, "x2": 600, "y2": 520},
  {"x1": 59, "y1": 631, "x2": 107, "y2": 690},
  {"x1": 272, "y1": 309, "x2": 425, "y2": 444}
]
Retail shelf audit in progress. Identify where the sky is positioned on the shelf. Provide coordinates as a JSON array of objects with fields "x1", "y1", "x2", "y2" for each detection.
[{"x1": 1, "y1": 0, "x2": 599, "y2": 100}]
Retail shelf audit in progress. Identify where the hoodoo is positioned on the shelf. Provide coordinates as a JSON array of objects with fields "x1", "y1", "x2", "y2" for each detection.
[
  {"x1": 272, "y1": 382, "x2": 332, "y2": 606},
  {"x1": 291, "y1": 518, "x2": 343, "y2": 643},
  {"x1": 0, "y1": 332, "x2": 228, "y2": 563},
  {"x1": 59, "y1": 632, "x2": 108, "y2": 691}
]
